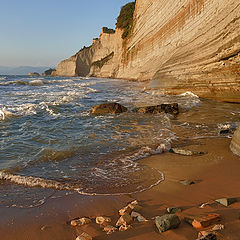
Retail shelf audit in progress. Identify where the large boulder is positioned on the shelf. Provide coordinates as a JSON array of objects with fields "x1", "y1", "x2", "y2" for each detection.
[
  {"x1": 42, "y1": 68, "x2": 56, "y2": 76},
  {"x1": 230, "y1": 124, "x2": 240, "y2": 156},
  {"x1": 136, "y1": 103, "x2": 179, "y2": 115},
  {"x1": 90, "y1": 103, "x2": 128, "y2": 114},
  {"x1": 155, "y1": 214, "x2": 181, "y2": 233}
]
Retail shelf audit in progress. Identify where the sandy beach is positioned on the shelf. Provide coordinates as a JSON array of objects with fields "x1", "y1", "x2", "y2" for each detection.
[{"x1": 1, "y1": 136, "x2": 240, "y2": 240}]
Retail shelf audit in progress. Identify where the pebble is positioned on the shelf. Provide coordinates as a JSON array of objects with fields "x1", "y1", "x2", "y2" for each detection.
[
  {"x1": 116, "y1": 213, "x2": 132, "y2": 227},
  {"x1": 155, "y1": 214, "x2": 181, "y2": 233},
  {"x1": 180, "y1": 180, "x2": 195, "y2": 185},
  {"x1": 185, "y1": 213, "x2": 221, "y2": 229},
  {"x1": 76, "y1": 232, "x2": 92, "y2": 240},
  {"x1": 131, "y1": 211, "x2": 141, "y2": 218},
  {"x1": 119, "y1": 224, "x2": 132, "y2": 231},
  {"x1": 96, "y1": 216, "x2": 111, "y2": 225},
  {"x1": 215, "y1": 197, "x2": 237, "y2": 206},
  {"x1": 169, "y1": 148, "x2": 204, "y2": 156},
  {"x1": 196, "y1": 232, "x2": 217, "y2": 240},
  {"x1": 166, "y1": 207, "x2": 182, "y2": 214},
  {"x1": 119, "y1": 206, "x2": 132, "y2": 216},
  {"x1": 103, "y1": 225, "x2": 118, "y2": 234},
  {"x1": 71, "y1": 217, "x2": 91, "y2": 227},
  {"x1": 137, "y1": 215, "x2": 148, "y2": 222}
]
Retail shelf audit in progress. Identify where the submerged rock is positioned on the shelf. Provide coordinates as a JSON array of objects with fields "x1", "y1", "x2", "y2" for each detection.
[
  {"x1": 90, "y1": 102, "x2": 128, "y2": 114},
  {"x1": 230, "y1": 125, "x2": 240, "y2": 156},
  {"x1": 179, "y1": 180, "x2": 195, "y2": 186},
  {"x1": 169, "y1": 148, "x2": 205, "y2": 156},
  {"x1": 155, "y1": 214, "x2": 181, "y2": 233},
  {"x1": 135, "y1": 103, "x2": 179, "y2": 115}
]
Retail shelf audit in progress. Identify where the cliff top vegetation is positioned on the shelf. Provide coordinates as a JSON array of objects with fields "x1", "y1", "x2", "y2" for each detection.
[
  {"x1": 116, "y1": 1, "x2": 135, "y2": 39},
  {"x1": 102, "y1": 27, "x2": 115, "y2": 34}
]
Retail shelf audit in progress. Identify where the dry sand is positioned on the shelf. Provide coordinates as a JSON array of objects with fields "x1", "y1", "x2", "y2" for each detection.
[{"x1": 0, "y1": 137, "x2": 240, "y2": 240}]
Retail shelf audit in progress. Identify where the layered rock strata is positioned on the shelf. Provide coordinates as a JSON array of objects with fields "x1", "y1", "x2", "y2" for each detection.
[{"x1": 54, "y1": 0, "x2": 240, "y2": 102}]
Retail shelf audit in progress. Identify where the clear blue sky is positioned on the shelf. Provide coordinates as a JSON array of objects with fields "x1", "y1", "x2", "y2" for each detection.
[{"x1": 0, "y1": 0, "x2": 131, "y2": 67}]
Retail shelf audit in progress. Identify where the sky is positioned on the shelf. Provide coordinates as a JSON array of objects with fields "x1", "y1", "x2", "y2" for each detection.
[{"x1": 0, "y1": 0, "x2": 131, "y2": 67}]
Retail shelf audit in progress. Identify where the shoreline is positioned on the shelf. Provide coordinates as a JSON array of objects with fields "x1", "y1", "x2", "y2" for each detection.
[{"x1": 1, "y1": 137, "x2": 240, "y2": 240}]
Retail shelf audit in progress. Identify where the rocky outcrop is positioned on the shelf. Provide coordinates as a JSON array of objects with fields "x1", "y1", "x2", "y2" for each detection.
[
  {"x1": 42, "y1": 68, "x2": 56, "y2": 76},
  {"x1": 54, "y1": 0, "x2": 240, "y2": 102},
  {"x1": 28, "y1": 72, "x2": 40, "y2": 76},
  {"x1": 135, "y1": 103, "x2": 179, "y2": 115},
  {"x1": 230, "y1": 124, "x2": 240, "y2": 156},
  {"x1": 90, "y1": 103, "x2": 128, "y2": 114}
]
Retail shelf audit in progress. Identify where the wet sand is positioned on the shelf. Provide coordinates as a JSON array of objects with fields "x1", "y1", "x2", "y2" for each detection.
[{"x1": 1, "y1": 137, "x2": 240, "y2": 240}]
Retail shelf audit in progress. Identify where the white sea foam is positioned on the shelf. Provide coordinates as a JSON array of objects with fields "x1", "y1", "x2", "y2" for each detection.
[
  {"x1": 29, "y1": 80, "x2": 44, "y2": 86},
  {"x1": 0, "y1": 108, "x2": 16, "y2": 120},
  {"x1": 0, "y1": 143, "x2": 169, "y2": 195},
  {"x1": 0, "y1": 76, "x2": 7, "y2": 80},
  {"x1": 0, "y1": 171, "x2": 75, "y2": 191},
  {"x1": 15, "y1": 103, "x2": 37, "y2": 115},
  {"x1": 0, "y1": 169, "x2": 164, "y2": 196}
]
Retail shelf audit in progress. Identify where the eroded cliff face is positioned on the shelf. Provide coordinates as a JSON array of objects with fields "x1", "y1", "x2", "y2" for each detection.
[
  {"x1": 54, "y1": 0, "x2": 240, "y2": 101},
  {"x1": 54, "y1": 28, "x2": 123, "y2": 78}
]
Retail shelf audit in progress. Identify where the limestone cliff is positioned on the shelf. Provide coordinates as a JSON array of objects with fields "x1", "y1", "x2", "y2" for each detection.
[
  {"x1": 54, "y1": 0, "x2": 240, "y2": 102},
  {"x1": 54, "y1": 28, "x2": 123, "y2": 78}
]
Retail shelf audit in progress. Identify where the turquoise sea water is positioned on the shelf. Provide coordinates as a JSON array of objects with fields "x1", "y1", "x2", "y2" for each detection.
[{"x1": 0, "y1": 75, "x2": 239, "y2": 208}]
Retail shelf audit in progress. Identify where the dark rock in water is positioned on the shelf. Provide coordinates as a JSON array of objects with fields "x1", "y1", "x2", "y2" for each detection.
[
  {"x1": 196, "y1": 232, "x2": 217, "y2": 240},
  {"x1": 90, "y1": 103, "x2": 128, "y2": 114},
  {"x1": 179, "y1": 180, "x2": 195, "y2": 185},
  {"x1": 135, "y1": 103, "x2": 179, "y2": 115},
  {"x1": 215, "y1": 197, "x2": 237, "y2": 206},
  {"x1": 155, "y1": 214, "x2": 181, "y2": 233},
  {"x1": 169, "y1": 148, "x2": 205, "y2": 156}
]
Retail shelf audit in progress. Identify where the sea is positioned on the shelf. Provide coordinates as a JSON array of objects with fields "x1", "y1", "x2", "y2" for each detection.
[{"x1": 0, "y1": 75, "x2": 239, "y2": 209}]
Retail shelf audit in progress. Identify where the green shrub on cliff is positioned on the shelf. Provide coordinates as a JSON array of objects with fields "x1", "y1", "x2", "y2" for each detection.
[
  {"x1": 116, "y1": 1, "x2": 135, "y2": 39},
  {"x1": 102, "y1": 27, "x2": 115, "y2": 34}
]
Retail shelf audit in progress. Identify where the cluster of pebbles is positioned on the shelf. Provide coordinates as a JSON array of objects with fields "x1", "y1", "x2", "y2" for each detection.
[
  {"x1": 70, "y1": 200, "x2": 147, "y2": 239},
  {"x1": 69, "y1": 196, "x2": 234, "y2": 240}
]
